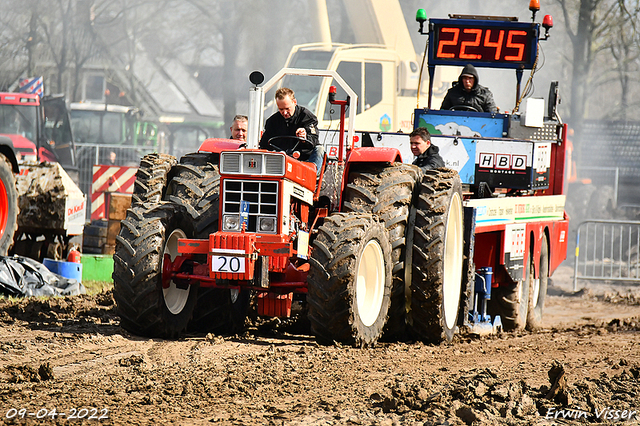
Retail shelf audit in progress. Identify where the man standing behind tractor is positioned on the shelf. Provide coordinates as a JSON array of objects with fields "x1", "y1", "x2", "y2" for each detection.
[
  {"x1": 441, "y1": 64, "x2": 497, "y2": 114},
  {"x1": 229, "y1": 114, "x2": 248, "y2": 141},
  {"x1": 410, "y1": 127, "x2": 445, "y2": 171},
  {"x1": 259, "y1": 87, "x2": 324, "y2": 177}
]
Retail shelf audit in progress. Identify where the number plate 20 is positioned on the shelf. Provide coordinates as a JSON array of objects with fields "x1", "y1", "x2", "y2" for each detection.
[{"x1": 211, "y1": 249, "x2": 246, "y2": 274}]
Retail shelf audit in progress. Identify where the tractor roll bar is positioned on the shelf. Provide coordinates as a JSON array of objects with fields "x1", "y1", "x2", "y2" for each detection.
[{"x1": 247, "y1": 68, "x2": 357, "y2": 161}]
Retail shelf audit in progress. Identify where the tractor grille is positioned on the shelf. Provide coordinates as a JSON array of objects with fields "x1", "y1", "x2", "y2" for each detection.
[
  {"x1": 222, "y1": 152, "x2": 241, "y2": 173},
  {"x1": 221, "y1": 152, "x2": 285, "y2": 176},
  {"x1": 223, "y1": 180, "x2": 279, "y2": 232}
]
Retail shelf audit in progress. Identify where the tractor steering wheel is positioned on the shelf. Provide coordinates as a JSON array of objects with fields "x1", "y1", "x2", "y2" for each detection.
[
  {"x1": 449, "y1": 105, "x2": 480, "y2": 112},
  {"x1": 268, "y1": 136, "x2": 314, "y2": 157}
]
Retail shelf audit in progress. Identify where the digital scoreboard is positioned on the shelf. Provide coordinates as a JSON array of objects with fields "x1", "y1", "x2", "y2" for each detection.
[{"x1": 428, "y1": 18, "x2": 539, "y2": 69}]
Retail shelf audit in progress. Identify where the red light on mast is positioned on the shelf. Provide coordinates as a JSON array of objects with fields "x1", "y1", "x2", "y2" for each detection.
[
  {"x1": 328, "y1": 85, "x2": 337, "y2": 103},
  {"x1": 543, "y1": 15, "x2": 554, "y2": 29}
]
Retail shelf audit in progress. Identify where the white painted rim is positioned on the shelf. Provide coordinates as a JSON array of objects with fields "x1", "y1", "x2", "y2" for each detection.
[
  {"x1": 356, "y1": 239, "x2": 385, "y2": 327},
  {"x1": 532, "y1": 277, "x2": 540, "y2": 309},
  {"x1": 162, "y1": 228, "x2": 190, "y2": 315},
  {"x1": 442, "y1": 192, "x2": 463, "y2": 330}
]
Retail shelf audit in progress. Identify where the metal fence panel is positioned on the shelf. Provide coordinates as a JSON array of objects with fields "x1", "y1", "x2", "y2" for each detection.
[
  {"x1": 573, "y1": 220, "x2": 640, "y2": 289},
  {"x1": 75, "y1": 143, "x2": 155, "y2": 219}
]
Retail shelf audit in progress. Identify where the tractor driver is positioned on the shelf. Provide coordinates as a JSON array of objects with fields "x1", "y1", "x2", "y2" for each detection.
[
  {"x1": 410, "y1": 127, "x2": 445, "y2": 172},
  {"x1": 440, "y1": 64, "x2": 497, "y2": 114},
  {"x1": 259, "y1": 87, "x2": 324, "y2": 178}
]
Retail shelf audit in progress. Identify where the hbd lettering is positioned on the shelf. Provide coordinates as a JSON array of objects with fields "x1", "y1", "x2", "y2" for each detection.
[{"x1": 479, "y1": 153, "x2": 527, "y2": 174}]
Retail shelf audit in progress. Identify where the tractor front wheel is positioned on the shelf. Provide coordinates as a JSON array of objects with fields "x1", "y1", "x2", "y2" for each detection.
[
  {"x1": 342, "y1": 163, "x2": 421, "y2": 339},
  {"x1": 164, "y1": 153, "x2": 250, "y2": 335},
  {"x1": 308, "y1": 213, "x2": 392, "y2": 346},
  {"x1": 113, "y1": 205, "x2": 198, "y2": 338}
]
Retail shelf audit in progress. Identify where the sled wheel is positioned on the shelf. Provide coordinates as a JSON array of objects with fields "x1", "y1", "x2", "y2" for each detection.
[
  {"x1": 342, "y1": 163, "x2": 421, "y2": 339},
  {"x1": 409, "y1": 169, "x2": 464, "y2": 343},
  {"x1": 492, "y1": 261, "x2": 530, "y2": 331},
  {"x1": 527, "y1": 233, "x2": 548, "y2": 330},
  {"x1": 308, "y1": 213, "x2": 392, "y2": 346},
  {"x1": 0, "y1": 155, "x2": 18, "y2": 256}
]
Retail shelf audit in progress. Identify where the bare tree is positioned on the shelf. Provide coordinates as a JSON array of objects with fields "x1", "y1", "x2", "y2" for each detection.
[
  {"x1": 185, "y1": 0, "x2": 241, "y2": 126},
  {"x1": 555, "y1": 0, "x2": 618, "y2": 161},
  {"x1": 177, "y1": 0, "x2": 308, "y2": 125},
  {"x1": 0, "y1": 0, "x2": 42, "y2": 89},
  {"x1": 603, "y1": 0, "x2": 640, "y2": 118},
  {"x1": 36, "y1": 0, "x2": 75, "y2": 93}
]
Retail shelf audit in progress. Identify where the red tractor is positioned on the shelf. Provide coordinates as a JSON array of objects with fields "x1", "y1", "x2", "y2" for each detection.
[
  {"x1": 112, "y1": 69, "x2": 459, "y2": 345},
  {"x1": 0, "y1": 92, "x2": 83, "y2": 260},
  {"x1": 0, "y1": 92, "x2": 79, "y2": 258},
  {"x1": 114, "y1": 9, "x2": 569, "y2": 345}
]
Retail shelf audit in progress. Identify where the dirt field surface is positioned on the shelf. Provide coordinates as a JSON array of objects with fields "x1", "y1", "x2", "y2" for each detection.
[{"x1": 0, "y1": 265, "x2": 639, "y2": 425}]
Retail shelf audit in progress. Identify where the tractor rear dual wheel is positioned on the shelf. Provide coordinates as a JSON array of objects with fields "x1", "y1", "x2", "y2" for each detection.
[
  {"x1": 342, "y1": 163, "x2": 421, "y2": 339},
  {"x1": 409, "y1": 169, "x2": 465, "y2": 343},
  {"x1": 0, "y1": 155, "x2": 18, "y2": 256},
  {"x1": 166, "y1": 152, "x2": 221, "y2": 237},
  {"x1": 308, "y1": 213, "x2": 393, "y2": 346},
  {"x1": 131, "y1": 153, "x2": 177, "y2": 206}
]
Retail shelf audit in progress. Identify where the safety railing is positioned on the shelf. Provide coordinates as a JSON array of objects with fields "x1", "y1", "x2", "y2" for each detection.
[{"x1": 573, "y1": 219, "x2": 640, "y2": 290}]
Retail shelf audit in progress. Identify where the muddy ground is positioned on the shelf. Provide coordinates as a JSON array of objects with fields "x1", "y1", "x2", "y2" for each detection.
[{"x1": 0, "y1": 265, "x2": 639, "y2": 425}]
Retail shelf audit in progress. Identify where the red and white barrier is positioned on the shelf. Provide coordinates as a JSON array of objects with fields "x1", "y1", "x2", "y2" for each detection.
[{"x1": 91, "y1": 165, "x2": 137, "y2": 220}]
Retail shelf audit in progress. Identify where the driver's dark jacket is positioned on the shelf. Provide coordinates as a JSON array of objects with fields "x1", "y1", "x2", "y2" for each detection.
[
  {"x1": 259, "y1": 105, "x2": 319, "y2": 160},
  {"x1": 413, "y1": 144, "x2": 445, "y2": 171},
  {"x1": 440, "y1": 64, "x2": 497, "y2": 113}
]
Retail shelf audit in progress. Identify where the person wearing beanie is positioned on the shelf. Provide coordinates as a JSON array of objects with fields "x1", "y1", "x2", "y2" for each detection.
[{"x1": 440, "y1": 64, "x2": 497, "y2": 113}]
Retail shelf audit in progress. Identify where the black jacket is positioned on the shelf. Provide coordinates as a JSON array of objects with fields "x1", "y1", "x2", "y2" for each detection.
[
  {"x1": 259, "y1": 105, "x2": 319, "y2": 159},
  {"x1": 441, "y1": 64, "x2": 497, "y2": 113},
  {"x1": 413, "y1": 144, "x2": 445, "y2": 171}
]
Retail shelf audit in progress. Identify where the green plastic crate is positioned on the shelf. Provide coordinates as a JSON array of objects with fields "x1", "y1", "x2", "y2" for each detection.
[{"x1": 81, "y1": 254, "x2": 114, "y2": 282}]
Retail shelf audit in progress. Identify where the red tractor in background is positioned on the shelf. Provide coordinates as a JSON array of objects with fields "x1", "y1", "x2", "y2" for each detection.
[{"x1": 0, "y1": 92, "x2": 85, "y2": 260}]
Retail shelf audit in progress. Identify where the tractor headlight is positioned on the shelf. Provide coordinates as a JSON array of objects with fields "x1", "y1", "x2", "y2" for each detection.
[
  {"x1": 223, "y1": 215, "x2": 240, "y2": 231},
  {"x1": 259, "y1": 217, "x2": 276, "y2": 233}
]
